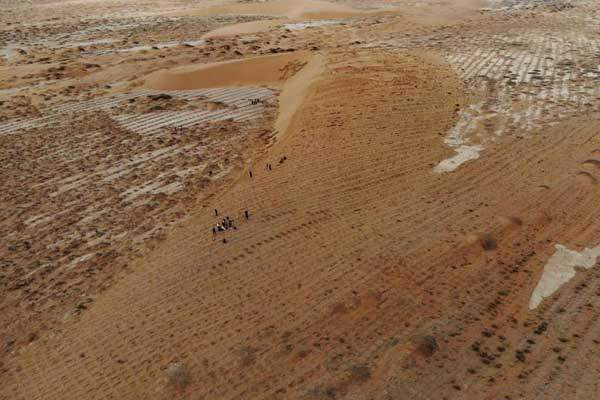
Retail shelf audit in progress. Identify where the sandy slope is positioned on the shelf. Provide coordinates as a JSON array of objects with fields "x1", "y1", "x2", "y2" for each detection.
[
  {"x1": 179, "y1": 0, "x2": 395, "y2": 20},
  {"x1": 2, "y1": 47, "x2": 466, "y2": 399},
  {"x1": 5, "y1": 41, "x2": 599, "y2": 398},
  {"x1": 192, "y1": 0, "x2": 400, "y2": 38},
  {"x1": 144, "y1": 52, "x2": 313, "y2": 90}
]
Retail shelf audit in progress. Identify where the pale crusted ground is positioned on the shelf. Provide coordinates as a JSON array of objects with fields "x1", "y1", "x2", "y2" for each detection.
[{"x1": 1, "y1": 0, "x2": 600, "y2": 399}]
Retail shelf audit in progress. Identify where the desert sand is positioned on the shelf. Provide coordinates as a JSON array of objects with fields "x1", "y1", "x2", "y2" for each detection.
[{"x1": 1, "y1": 0, "x2": 600, "y2": 399}]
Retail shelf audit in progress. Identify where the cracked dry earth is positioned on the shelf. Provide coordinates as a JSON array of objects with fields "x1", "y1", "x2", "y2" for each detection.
[{"x1": 1, "y1": 0, "x2": 600, "y2": 399}]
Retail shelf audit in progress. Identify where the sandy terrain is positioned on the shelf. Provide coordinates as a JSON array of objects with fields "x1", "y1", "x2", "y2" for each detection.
[{"x1": 1, "y1": 0, "x2": 600, "y2": 399}]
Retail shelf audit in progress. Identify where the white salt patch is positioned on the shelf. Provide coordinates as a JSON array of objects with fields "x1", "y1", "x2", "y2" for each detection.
[
  {"x1": 529, "y1": 244, "x2": 600, "y2": 310},
  {"x1": 0, "y1": 47, "x2": 15, "y2": 60},
  {"x1": 65, "y1": 38, "x2": 116, "y2": 48},
  {"x1": 434, "y1": 103, "x2": 484, "y2": 173},
  {"x1": 25, "y1": 213, "x2": 56, "y2": 227},
  {"x1": 0, "y1": 87, "x2": 20, "y2": 95},
  {"x1": 282, "y1": 20, "x2": 344, "y2": 30},
  {"x1": 83, "y1": 39, "x2": 205, "y2": 56},
  {"x1": 434, "y1": 144, "x2": 483, "y2": 173},
  {"x1": 67, "y1": 253, "x2": 95, "y2": 269},
  {"x1": 182, "y1": 40, "x2": 206, "y2": 47},
  {"x1": 23, "y1": 263, "x2": 52, "y2": 279}
]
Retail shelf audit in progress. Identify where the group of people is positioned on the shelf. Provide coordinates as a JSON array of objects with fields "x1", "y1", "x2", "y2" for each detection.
[
  {"x1": 213, "y1": 216, "x2": 235, "y2": 233},
  {"x1": 211, "y1": 155, "x2": 288, "y2": 241},
  {"x1": 265, "y1": 156, "x2": 287, "y2": 171},
  {"x1": 249, "y1": 155, "x2": 288, "y2": 177},
  {"x1": 212, "y1": 209, "x2": 249, "y2": 239}
]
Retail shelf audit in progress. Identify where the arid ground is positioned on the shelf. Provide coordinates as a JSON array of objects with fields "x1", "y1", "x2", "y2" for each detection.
[{"x1": 1, "y1": 0, "x2": 600, "y2": 399}]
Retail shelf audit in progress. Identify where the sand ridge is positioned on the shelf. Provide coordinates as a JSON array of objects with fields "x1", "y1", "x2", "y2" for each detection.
[
  {"x1": 144, "y1": 51, "x2": 314, "y2": 90},
  {"x1": 194, "y1": 0, "x2": 400, "y2": 38},
  {"x1": 179, "y1": 0, "x2": 397, "y2": 20}
]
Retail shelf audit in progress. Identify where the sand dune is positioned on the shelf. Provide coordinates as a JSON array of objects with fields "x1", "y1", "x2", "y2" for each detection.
[
  {"x1": 181, "y1": 0, "x2": 392, "y2": 20},
  {"x1": 144, "y1": 50, "x2": 324, "y2": 142},
  {"x1": 194, "y1": 0, "x2": 399, "y2": 38},
  {"x1": 144, "y1": 51, "x2": 313, "y2": 90},
  {"x1": 202, "y1": 19, "x2": 286, "y2": 39}
]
